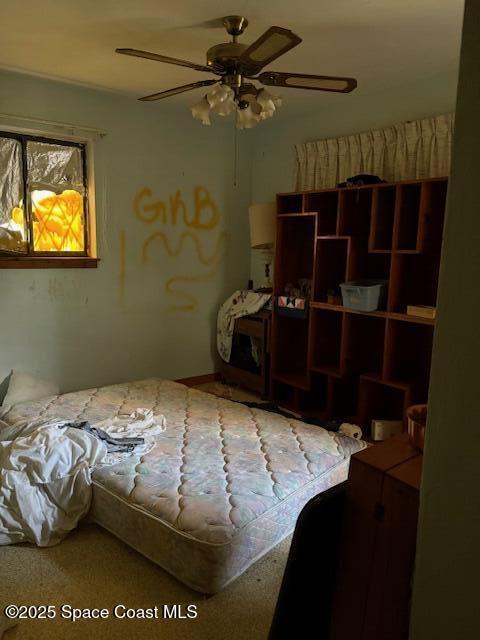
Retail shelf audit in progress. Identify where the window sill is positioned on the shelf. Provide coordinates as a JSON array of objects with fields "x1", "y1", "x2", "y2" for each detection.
[{"x1": 0, "y1": 256, "x2": 99, "y2": 269}]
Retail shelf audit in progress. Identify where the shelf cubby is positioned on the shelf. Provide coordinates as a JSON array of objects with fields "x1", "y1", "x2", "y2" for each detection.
[
  {"x1": 343, "y1": 314, "x2": 386, "y2": 378},
  {"x1": 337, "y1": 188, "x2": 373, "y2": 237},
  {"x1": 328, "y1": 376, "x2": 359, "y2": 421},
  {"x1": 271, "y1": 381, "x2": 297, "y2": 413},
  {"x1": 274, "y1": 214, "x2": 316, "y2": 295},
  {"x1": 388, "y1": 253, "x2": 440, "y2": 313},
  {"x1": 296, "y1": 374, "x2": 329, "y2": 417},
  {"x1": 304, "y1": 191, "x2": 339, "y2": 235},
  {"x1": 417, "y1": 179, "x2": 448, "y2": 254},
  {"x1": 369, "y1": 186, "x2": 396, "y2": 252},
  {"x1": 313, "y1": 238, "x2": 349, "y2": 302},
  {"x1": 310, "y1": 308, "x2": 344, "y2": 374},
  {"x1": 277, "y1": 193, "x2": 304, "y2": 214},
  {"x1": 383, "y1": 320, "x2": 434, "y2": 395},
  {"x1": 349, "y1": 247, "x2": 391, "y2": 308},
  {"x1": 393, "y1": 183, "x2": 422, "y2": 251},
  {"x1": 271, "y1": 314, "x2": 310, "y2": 390},
  {"x1": 357, "y1": 376, "x2": 412, "y2": 431}
]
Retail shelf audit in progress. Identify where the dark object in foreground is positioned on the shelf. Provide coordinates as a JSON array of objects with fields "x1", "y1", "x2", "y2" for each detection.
[
  {"x1": 268, "y1": 483, "x2": 346, "y2": 640},
  {"x1": 241, "y1": 400, "x2": 344, "y2": 431}
]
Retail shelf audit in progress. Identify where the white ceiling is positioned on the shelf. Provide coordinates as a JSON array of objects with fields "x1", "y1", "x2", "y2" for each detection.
[{"x1": 0, "y1": 0, "x2": 464, "y2": 113}]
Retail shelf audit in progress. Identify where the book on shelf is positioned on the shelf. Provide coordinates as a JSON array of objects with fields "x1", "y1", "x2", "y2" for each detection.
[{"x1": 406, "y1": 305, "x2": 436, "y2": 320}]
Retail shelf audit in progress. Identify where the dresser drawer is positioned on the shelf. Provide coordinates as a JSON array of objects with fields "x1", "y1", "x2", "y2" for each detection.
[{"x1": 234, "y1": 317, "x2": 264, "y2": 339}]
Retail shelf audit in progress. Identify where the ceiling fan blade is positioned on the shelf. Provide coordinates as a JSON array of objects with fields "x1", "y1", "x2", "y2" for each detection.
[
  {"x1": 258, "y1": 71, "x2": 357, "y2": 93},
  {"x1": 190, "y1": 18, "x2": 226, "y2": 29},
  {"x1": 238, "y1": 26, "x2": 302, "y2": 73},
  {"x1": 116, "y1": 48, "x2": 220, "y2": 74},
  {"x1": 139, "y1": 80, "x2": 218, "y2": 102}
]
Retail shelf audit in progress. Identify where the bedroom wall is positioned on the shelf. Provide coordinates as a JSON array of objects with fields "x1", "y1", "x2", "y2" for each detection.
[
  {"x1": 0, "y1": 66, "x2": 461, "y2": 389},
  {"x1": 410, "y1": 0, "x2": 479, "y2": 636},
  {"x1": 249, "y1": 68, "x2": 459, "y2": 286},
  {"x1": 0, "y1": 69, "x2": 253, "y2": 392}
]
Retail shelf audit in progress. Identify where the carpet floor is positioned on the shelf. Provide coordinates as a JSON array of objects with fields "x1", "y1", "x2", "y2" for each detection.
[{"x1": 0, "y1": 522, "x2": 290, "y2": 640}]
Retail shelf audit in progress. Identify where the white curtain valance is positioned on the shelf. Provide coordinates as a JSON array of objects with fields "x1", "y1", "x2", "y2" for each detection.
[{"x1": 294, "y1": 113, "x2": 454, "y2": 191}]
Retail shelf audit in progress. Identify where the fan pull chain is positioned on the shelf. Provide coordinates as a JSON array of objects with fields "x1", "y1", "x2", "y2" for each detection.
[{"x1": 233, "y1": 109, "x2": 239, "y2": 187}]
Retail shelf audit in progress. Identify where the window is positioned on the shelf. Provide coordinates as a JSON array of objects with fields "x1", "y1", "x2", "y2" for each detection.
[{"x1": 0, "y1": 131, "x2": 97, "y2": 267}]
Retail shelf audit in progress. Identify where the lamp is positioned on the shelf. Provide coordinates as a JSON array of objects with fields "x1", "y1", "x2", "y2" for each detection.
[{"x1": 249, "y1": 202, "x2": 276, "y2": 290}]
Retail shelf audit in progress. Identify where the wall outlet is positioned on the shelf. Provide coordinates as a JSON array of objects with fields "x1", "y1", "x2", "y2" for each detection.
[{"x1": 371, "y1": 419, "x2": 404, "y2": 441}]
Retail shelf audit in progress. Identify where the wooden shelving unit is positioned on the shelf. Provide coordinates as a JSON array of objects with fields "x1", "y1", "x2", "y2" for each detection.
[{"x1": 270, "y1": 178, "x2": 448, "y2": 435}]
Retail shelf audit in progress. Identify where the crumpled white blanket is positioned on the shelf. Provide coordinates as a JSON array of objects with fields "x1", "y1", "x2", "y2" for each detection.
[
  {"x1": 0, "y1": 425, "x2": 105, "y2": 547},
  {"x1": 0, "y1": 409, "x2": 165, "y2": 547}
]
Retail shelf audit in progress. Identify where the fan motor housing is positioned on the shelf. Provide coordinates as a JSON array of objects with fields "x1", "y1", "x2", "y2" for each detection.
[{"x1": 206, "y1": 42, "x2": 248, "y2": 72}]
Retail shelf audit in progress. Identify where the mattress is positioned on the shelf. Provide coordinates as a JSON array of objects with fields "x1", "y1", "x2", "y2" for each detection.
[{"x1": 3, "y1": 378, "x2": 365, "y2": 593}]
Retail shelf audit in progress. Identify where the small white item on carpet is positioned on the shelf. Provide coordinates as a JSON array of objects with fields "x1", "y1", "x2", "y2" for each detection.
[{"x1": 338, "y1": 422, "x2": 363, "y2": 439}]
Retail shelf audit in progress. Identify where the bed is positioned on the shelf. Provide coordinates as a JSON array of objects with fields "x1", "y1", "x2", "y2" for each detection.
[{"x1": 2, "y1": 378, "x2": 365, "y2": 593}]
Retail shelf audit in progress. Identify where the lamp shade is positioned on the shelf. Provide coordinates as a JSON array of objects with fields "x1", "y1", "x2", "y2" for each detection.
[{"x1": 249, "y1": 202, "x2": 276, "y2": 248}]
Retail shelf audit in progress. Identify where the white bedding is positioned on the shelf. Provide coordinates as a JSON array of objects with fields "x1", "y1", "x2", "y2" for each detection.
[
  {"x1": 0, "y1": 409, "x2": 165, "y2": 546},
  {"x1": 0, "y1": 424, "x2": 105, "y2": 546}
]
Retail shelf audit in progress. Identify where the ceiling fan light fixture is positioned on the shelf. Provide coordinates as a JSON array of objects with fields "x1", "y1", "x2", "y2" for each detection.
[
  {"x1": 257, "y1": 88, "x2": 282, "y2": 118},
  {"x1": 206, "y1": 84, "x2": 235, "y2": 116},
  {"x1": 191, "y1": 96, "x2": 211, "y2": 125},
  {"x1": 239, "y1": 91, "x2": 263, "y2": 116},
  {"x1": 206, "y1": 84, "x2": 234, "y2": 107},
  {"x1": 250, "y1": 100, "x2": 263, "y2": 116},
  {"x1": 214, "y1": 97, "x2": 236, "y2": 116},
  {"x1": 236, "y1": 104, "x2": 262, "y2": 130},
  {"x1": 190, "y1": 82, "x2": 282, "y2": 127},
  {"x1": 270, "y1": 90, "x2": 283, "y2": 108},
  {"x1": 259, "y1": 109, "x2": 274, "y2": 121}
]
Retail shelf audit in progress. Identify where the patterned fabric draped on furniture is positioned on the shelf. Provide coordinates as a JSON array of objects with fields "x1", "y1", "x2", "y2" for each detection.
[{"x1": 294, "y1": 113, "x2": 454, "y2": 190}]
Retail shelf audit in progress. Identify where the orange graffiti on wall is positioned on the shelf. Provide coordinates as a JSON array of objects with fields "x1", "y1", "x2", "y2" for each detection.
[
  {"x1": 32, "y1": 190, "x2": 85, "y2": 252},
  {"x1": 133, "y1": 186, "x2": 220, "y2": 230},
  {"x1": 124, "y1": 186, "x2": 227, "y2": 311},
  {"x1": 4, "y1": 190, "x2": 85, "y2": 253}
]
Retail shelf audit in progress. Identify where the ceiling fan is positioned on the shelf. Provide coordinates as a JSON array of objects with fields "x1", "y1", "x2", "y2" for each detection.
[{"x1": 116, "y1": 16, "x2": 357, "y2": 128}]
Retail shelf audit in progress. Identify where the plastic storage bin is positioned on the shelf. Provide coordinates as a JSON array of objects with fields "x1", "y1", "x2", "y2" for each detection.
[{"x1": 340, "y1": 280, "x2": 387, "y2": 312}]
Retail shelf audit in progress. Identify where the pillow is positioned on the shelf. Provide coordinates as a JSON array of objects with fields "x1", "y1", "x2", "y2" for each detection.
[
  {"x1": 0, "y1": 371, "x2": 11, "y2": 406},
  {"x1": 2, "y1": 370, "x2": 59, "y2": 408}
]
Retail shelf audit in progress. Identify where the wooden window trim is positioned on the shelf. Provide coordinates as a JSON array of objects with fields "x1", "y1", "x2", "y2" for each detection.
[
  {"x1": 0, "y1": 256, "x2": 99, "y2": 269},
  {"x1": 0, "y1": 129, "x2": 97, "y2": 268}
]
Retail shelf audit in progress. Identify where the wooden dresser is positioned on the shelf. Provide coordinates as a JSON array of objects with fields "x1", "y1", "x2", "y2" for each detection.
[{"x1": 329, "y1": 434, "x2": 423, "y2": 639}]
